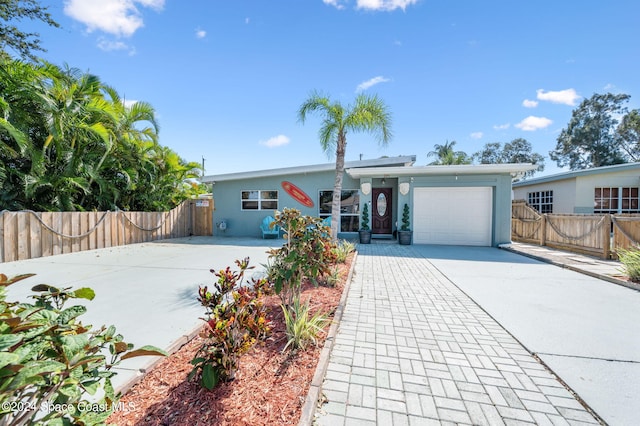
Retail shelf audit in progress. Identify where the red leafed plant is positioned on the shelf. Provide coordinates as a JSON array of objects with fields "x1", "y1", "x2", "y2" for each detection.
[{"x1": 189, "y1": 258, "x2": 272, "y2": 390}]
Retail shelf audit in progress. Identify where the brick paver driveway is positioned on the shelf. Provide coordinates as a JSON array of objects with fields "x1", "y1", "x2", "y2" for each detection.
[{"x1": 316, "y1": 244, "x2": 599, "y2": 425}]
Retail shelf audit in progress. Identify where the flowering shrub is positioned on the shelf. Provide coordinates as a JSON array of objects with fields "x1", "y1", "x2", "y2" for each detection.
[{"x1": 190, "y1": 258, "x2": 272, "y2": 390}]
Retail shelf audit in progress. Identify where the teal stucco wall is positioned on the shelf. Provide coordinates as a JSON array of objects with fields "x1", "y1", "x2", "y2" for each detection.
[
  {"x1": 395, "y1": 172, "x2": 513, "y2": 247},
  {"x1": 211, "y1": 170, "x2": 361, "y2": 239}
]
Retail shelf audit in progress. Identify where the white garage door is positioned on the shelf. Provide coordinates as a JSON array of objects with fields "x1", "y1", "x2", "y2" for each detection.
[{"x1": 413, "y1": 187, "x2": 493, "y2": 246}]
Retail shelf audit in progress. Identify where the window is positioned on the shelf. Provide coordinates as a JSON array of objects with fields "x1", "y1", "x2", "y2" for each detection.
[
  {"x1": 319, "y1": 190, "x2": 360, "y2": 232},
  {"x1": 528, "y1": 190, "x2": 553, "y2": 213},
  {"x1": 595, "y1": 187, "x2": 639, "y2": 213},
  {"x1": 241, "y1": 190, "x2": 278, "y2": 210}
]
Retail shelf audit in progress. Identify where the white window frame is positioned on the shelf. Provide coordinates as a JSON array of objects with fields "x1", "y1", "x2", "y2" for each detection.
[
  {"x1": 318, "y1": 189, "x2": 360, "y2": 232},
  {"x1": 241, "y1": 190, "x2": 278, "y2": 211},
  {"x1": 527, "y1": 190, "x2": 553, "y2": 213},
  {"x1": 594, "y1": 187, "x2": 639, "y2": 214}
]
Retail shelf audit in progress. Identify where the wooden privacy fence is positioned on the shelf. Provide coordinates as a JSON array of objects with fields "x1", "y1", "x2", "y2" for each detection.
[
  {"x1": 0, "y1": 198, "x2": 214, "y2": 263},
  {"x1": 512, "y1": 200, "x2": 640, "y2": 259}
]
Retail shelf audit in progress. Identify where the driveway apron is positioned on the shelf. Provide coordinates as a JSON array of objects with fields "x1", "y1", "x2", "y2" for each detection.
[
  {"x1": 316, "y1": 244, "x2": 601, "y2": 426},
  {"x1": 421, "y1": 245, "x2": 640, "y2": 426}
]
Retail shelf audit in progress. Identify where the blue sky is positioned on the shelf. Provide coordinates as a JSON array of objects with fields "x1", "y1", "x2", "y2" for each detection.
[{"x1": 26, "y1": 0, "x2": 640, "y2": 176}]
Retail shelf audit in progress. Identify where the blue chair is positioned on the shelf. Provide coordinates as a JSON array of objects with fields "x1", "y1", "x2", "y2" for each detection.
[
  {"x1": 260, "y1": 216, "x2": 280, "y2": 239},
  {"x1": 322, "y1": 216, "x2": 331, "y2": 228}
]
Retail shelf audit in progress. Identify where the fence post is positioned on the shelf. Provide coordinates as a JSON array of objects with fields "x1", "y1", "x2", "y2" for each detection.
[
  {"x1": 603, "y1": 214, "x2": 611, "y2": 259},
  {"x1": 540, "y1": 214, "x2": 547, "y2": 247}
]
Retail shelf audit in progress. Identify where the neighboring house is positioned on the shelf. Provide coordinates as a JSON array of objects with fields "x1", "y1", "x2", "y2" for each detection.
[
  {"x1": 512, "y1": 162, "x2": 640, "y2": 214},
  {"x1": 201, "y1": 155, "x2": 534, "y2": 247}
]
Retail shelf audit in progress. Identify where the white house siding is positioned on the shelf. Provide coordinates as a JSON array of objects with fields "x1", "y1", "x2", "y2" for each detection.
[
  {"x1": 575, "y1": 170, "x2": 640, "y2": 213},
  {"x1": 513, "y1": 179, "x2": 576, "y2": 214}
]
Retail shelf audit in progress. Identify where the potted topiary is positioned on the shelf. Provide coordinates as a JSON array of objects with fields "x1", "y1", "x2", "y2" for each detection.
[
  {"x1": 398, "y1": 203, "x2": 412, "y2": 245},
  {"x1": 359, "y1": 203, "x2": 372, "y2": 244}
]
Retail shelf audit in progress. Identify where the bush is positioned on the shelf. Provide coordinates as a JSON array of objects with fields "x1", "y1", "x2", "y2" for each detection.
[
  {"x1": 267, "y1": 208, "x2": 337, "y2": 308},
  {"x1": 333, "y1": 240, "x2": 355, "y2": 264},
  {"x1": 190, "y1": 258, "x2": 271, "y2": 390},
  {"x1": 617, "y1": 247, "x2": 640, "y2": 282},
  {"x1": 282, "y1": 299, "x2": 328, "y2": 352},
  {"x1": 0, "y1": 273, "x2": 166, "y2": 426}
]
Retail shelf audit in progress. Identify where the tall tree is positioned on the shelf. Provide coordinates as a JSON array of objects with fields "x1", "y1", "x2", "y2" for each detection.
[
  {"x1": 474, "y1": 138, "x2": 544, "y2": 179},
  {"x1": 617, "y1": 109, "x2": 640, "y2": 161},
  {"x1": 427, "y1": 140, "x2": 471, "y2": 165},
  {"x1": 298, "y1": 91, "x2": 392, "y2": 239},
  {"x1": 0, "y1": 0, "x2": 60, "y2": 61},
  {"x1": 550, "y1": 93, "x2": 630, "y2": 170},
  {"x1": 0, "y1": 58, "x2": 204, "y2": 211}
]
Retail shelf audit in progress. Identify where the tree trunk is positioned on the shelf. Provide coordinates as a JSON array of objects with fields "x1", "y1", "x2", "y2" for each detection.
[{"x1": 331, "y1": 134, "x2": 346, "y2": 240}]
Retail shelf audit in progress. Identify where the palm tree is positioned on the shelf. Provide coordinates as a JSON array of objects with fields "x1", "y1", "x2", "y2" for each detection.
[
  {"x1": 298, "y1": 91, "x2": 392, "y2": 239},
  {"x1": 427, "y1": 140, "x2": 471, "y2": 165}
]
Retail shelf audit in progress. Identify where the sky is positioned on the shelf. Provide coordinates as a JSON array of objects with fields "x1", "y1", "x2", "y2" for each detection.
[{"x1": 20, "y1": 0, "x2": 640, "y2": 177}]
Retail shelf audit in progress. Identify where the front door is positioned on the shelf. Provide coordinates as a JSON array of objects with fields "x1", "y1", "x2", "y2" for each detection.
[{"x1": 372, "y1": 188, "x2": 393, "y2": 234}]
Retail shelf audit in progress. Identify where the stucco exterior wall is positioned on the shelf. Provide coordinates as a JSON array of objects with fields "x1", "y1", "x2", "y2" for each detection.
[
  {"x1": 514, "y1": 168, "x2": 640, "y2": 213},
  {"x1": 575, "y1": 170, "x2": 640, "y2": 213},
  {"x1": 211, "y1": 170, "x2": 361, "y2": 238},
  {"x1": 398, "y1": 173, "x2": 513, "y2": 246},
  {"x1": 513, "y1": 179, "x2": 577, "y2": 213}
]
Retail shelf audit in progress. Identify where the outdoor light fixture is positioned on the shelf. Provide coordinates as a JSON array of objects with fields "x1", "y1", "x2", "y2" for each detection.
[{"x1": 381, "y1": 178, "x2": 386, "y2": 185}]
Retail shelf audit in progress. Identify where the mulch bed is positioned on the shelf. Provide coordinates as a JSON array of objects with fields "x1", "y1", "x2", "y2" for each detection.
[{"x1": 107, "y1": 253, "x2": 353, "y2": 425}]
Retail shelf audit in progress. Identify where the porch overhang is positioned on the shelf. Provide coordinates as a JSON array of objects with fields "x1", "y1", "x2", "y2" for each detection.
[{"x1": 346, "y1": 163, "x2": 538, "y2": 179}]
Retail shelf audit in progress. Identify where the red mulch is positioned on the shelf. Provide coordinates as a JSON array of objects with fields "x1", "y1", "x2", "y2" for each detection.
[{"x1": 107, "y1": 254, "x2": 352, "y2": 426}]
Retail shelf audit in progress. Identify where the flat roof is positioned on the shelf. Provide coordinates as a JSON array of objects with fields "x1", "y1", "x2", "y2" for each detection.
[
  {"x1": 201, "y1": 155, "x2": 416, "y2": 183},
  {"x1": 512, "y1": 162, "x2": 640, "y2": 187},
  {"x1": 347, "y1": 163, "x2": 537, "y2": 178}
]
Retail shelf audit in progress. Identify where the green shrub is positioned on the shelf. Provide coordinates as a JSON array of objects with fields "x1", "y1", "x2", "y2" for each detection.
[
  {"x1": 267, "y1": 208, "x2": 337, "y2": 308},
  {"x1": 617, "y1": 247, "x2": 640, "y2": 282},
  {"x1": 190, "y1": 258, "x2": 271, "y2": 390},
  {"x1": 333, "y1": 240, "x2": 355, "y2": 264},
  {"x1": 401, "y1": 203, "x2": 411, "y2": 231},
  {"x1": 282, "y1": 299, "x2": 328, "y2": 352},
  {"x1": 0, "y1": 273, "x2": 166, "y2": 426},
  {"x1": 360, "y1": 203, "x2": 370, "y2": 231}
]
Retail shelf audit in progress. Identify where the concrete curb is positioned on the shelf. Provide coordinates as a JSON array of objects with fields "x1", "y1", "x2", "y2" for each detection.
[
  {"x1": 499, "y1": 245, "x2": 640, "y2": 292},
  {"x1": 298, "y1": 250, "x2": 358, "y2": 426}
]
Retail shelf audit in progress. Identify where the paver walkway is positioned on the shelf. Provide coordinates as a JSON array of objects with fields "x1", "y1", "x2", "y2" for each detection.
[{"x1": 315, "y1": 244, "x2": 600, "y2": 425}]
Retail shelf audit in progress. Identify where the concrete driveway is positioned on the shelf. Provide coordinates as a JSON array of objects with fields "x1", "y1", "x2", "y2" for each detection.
[
  {"x1": 411, "y1": 245, "x2": 640, "y2": 426},
  {"x1": 1, "y1": 236, "x2": 277, "y2": 392}
]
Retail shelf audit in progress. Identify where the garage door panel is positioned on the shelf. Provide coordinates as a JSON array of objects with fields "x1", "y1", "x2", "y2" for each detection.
[{"x1": 413, "y1": 187, "x2": 492, "y2": 246}]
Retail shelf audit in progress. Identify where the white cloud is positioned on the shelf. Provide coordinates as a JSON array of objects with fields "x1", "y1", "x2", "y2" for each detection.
[
  {"x1": 245, "y1": 17, "x2": 250, "y2": 24},
  {"x1": 356, "y1": 76, "x2": 391, "y2": 92},
  {"x1": 195, "y1": 29, "x2": 206, "y2": 39},
  {"x1": 604, "y1": 83, "x2": 616, "y2": 91},
  {"x1": 493, "y1": 123, "x2": 510, "y2": 130},
  {"x1": 536, "y1": 88, "x2": 580, "y2": 106},
  {"x1": 123, "y1": 99, "x2": 138, "y2": 108},
  {"x1": 356, "y1": 0, "x2": 419, "y2": 11},
  {"x1": 97, "y1": 38, "x2": 136, "y2": 55},
  {"x1": 63, "y1": 0, "x2": 165, "y2": 38},
  {"x1": 470, "y1": 132, "x2": 483, "y2": 139},
  {"x1": 515, "y1": 116, "x2": 553, "y2": 131},
  {"x1": 324, "y1": 0, "x2": 418, "y2": 10},
  {"x1": 323, "y1": 0, "x2": 346, "y2": 9},
  {"x1": 259, "y1": 135, "x2": 290, "y2": 148},
  {"x1": 522, "y1": 99, "x2": 538, "y2": 108}
]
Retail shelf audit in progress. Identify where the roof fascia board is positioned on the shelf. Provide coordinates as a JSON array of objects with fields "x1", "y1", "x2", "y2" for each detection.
[
  {"x1": 202, "y1": 155, "x2": 416, "y2": 183},
  {"x1": 347, "y1": 163, "x2": 537, "y2": 178},
  {"x1": 512, "y1": 162, "x2": 640, "y2": 187}
]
